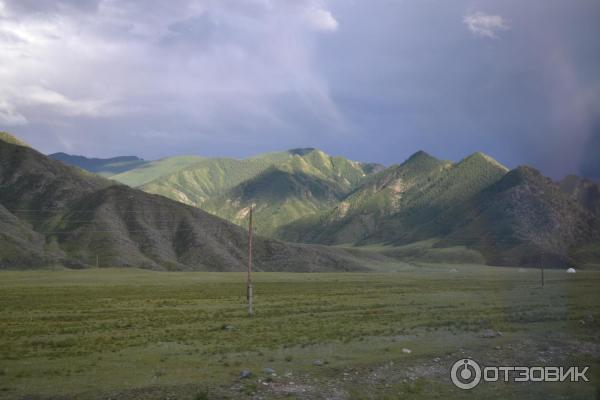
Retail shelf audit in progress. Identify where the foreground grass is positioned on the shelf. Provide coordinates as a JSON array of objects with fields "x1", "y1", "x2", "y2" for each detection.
[{"x1": 0, "y1": 266, "x2": 599, "y2": 399}]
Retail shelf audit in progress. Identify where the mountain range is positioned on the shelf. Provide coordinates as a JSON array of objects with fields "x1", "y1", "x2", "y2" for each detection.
[
  {"x1": 51, "y1": 147, "x2": 384, "y2": 236},
  {"x1": 2, "y1": 131, "x2": 599, "y2": 269},
  {"x1": 0, "y1": 133, "x2": 378, "y2": 271}
]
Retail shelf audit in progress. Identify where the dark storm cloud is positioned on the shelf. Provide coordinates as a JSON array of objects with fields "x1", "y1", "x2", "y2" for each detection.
[
  {"x1": 0, "y1": 0, "x2": 599, "y2": 178},
  {"x1": 318, "y1": 0, "x2": 600, "y2": 177},
  {"x1": 581, "y1": 119, "x2": 600, "y2": 180}
]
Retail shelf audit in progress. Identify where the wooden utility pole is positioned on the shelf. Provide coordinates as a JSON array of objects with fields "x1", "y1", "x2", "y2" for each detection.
[{"x1": 247, "y1": 205, "x2": 254, "y2": 316}]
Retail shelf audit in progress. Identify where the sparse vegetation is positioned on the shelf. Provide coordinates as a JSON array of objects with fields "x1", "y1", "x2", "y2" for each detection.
[
  {"x1": 0, "y1": 137, "x2": 371, "y2": 271},
  {"x1": 110, "y1": 155, "x2": 205, "y2": 184},
  {"x1": 0, "y1": 132, "x2": 29, "y2": 147},
  {"x1": 0, "y1": 267, "x2": 598, "y2": 399},
  {"x1": 15, "y1": 133, "x2": 599, "y2": 269},
  {"x1": 135, "y1": 149, "x2": 381, "y2": 236}
]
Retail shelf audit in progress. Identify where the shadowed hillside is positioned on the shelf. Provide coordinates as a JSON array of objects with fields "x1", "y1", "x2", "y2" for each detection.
[
  {"x1": 200, "y1": 150, "x2": 379, "y2": 235},
  {"x1": 57, "y1": 148, "x2": 384, "y2": 235},
  {"x1": 277, "y1": 152, "x2": 600, "y2": 267},
  {"x1": 0, "y1": 134, "x2": 369, "y2": 271},
  {"x1": 277, "y1": 151, "x2": 508, "y2": 244},
  {"x1": 431, "y1": 166, "x2": 600, "y2": 267},
  {"x1": 41, "y1": 137, "x2": 600, "y2": 268},
  {"x1": 560, "y1": 175, "x2": 600, "y2": 217}
]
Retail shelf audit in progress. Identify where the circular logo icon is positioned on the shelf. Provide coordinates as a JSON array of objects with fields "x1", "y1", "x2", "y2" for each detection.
[{"x1": 451, "y1": 358, "x2": 482, "y2": 390}]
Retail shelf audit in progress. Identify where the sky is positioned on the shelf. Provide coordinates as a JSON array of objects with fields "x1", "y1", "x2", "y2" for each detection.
[{"x1": 0, "y1": 0, "x2": 599, "y2": 179}]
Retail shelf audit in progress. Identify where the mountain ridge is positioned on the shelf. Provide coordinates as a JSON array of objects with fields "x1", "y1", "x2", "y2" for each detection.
[
  {"x1": 434, "y1": 166, "x2": 600, "y2": 266},
  {"x1": 277, "y1": 150, "x2": 509, "y2": 245},
  {"x1": 125, "y1": 148, "x2": 383, "y2": 234},
  {"x1": 0, "y1": 135, "x2": 371, "y2": 271},
  {"x1": 48, "y1": 152, "x2": 148, "y2": 176},
  {"x1": 29, "y1": 134, "x2": 600, "y2": 268}
]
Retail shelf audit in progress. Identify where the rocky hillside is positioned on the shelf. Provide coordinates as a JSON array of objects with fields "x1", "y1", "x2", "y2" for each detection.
[
  {"x1": 560, "y1": 175, "x2": 600, "y2": 217},
  {"x1": 0, "y1": 134, "x2": 368, "y2": 271},
  {"x1": 55, "y1": 147, "x2": 384, "y2": 235},
  {"x1": 277, "y1": 151, "x2": 508, "y2": 244},
  {"x1": 44, "y1": 140, "x2": 600, "y2": 268},
  {"x1": 277, "y1": 152, "x2": 600, "y2": 267},
  {"x1": 433, "y1": 167, "x2": 600, "y2": 267},
  {"x1": 199, "y1": 150, "x2": 381, "y2": 235}
]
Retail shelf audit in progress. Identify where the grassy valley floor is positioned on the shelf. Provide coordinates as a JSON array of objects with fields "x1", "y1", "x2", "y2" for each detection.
[{"x1": 0, "y1": 266, "x2": 599, "y2": 399}]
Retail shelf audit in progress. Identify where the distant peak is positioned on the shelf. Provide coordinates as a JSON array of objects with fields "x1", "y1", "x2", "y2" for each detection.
[
  {"x1": 288, "y1": 148, "x2": 318, "y2": 156},
  {"x1": 0, "y1": 132, "x2": 29, "y2": 148},
  {"x1": 497, "y1": 165, "x2": 548, "y2": 188},
  {"x1": 460, "y1": 152, "x2": 508, "y2": 171},
  {"x1": 401, "y1": 150, "x2": 439, "y2": 166},
  {"x1": 408, "y1": 150, "x2": 432, "y2": 160}
]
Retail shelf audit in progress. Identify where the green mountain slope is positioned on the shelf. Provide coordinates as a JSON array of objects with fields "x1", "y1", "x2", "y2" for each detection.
[
  {"x1": 2, "y1": 145, "x2": 111, "y2": 218},
  {"x1": 278, "y1": 152, "x2": 600, "y2": 267},
  {"x1": 268, "y1": 148, "x2": 383, "y2": 190},
  {"x1": 49, "y1": 152, "x2": 148, "y2": 177},
  {"x1": 0, "y1": 203, "x2": 48, "y2": 267},
  {"x1": 135, "y1": 148, "x2": 382, "y2": 232},
  {"x1": 277, "y1": 151, "x2": 509, "y2": 245},
  {"x1": 49, "y1": 152, "x2": 206, "y2": 181},
  {"x1": 32, "y1": 132, "x2": 600, "y2": 268},
  {"x1": 0, "y1": 134, "x2": 368, "y2": 271},
  {"x1": 367, "y1": 151, "x2": 510, "y2": 244},
  {"x1": 110, "y1": 155, "x2": 205, "y2": 186},
  {"x1": 201, "y1": 164, "x2": 348, "y2": 236},
  {"x1": 137, "y1": 157, "x2": 275, "y2": 205},
  {"x1": 0, "y1": 131, "x2": 30, "y2": 147},
  {"x1": 49, "y1": 147, "x2": 383, "y2": 233},
  {"x1": 434, "y1": 166, "x2": 600, "y2": 266}
]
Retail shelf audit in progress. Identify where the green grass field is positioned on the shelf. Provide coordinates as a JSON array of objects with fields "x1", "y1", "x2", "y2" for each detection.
[{"x1": 1, "y1": 266, "x2": 599, "y2": 399}]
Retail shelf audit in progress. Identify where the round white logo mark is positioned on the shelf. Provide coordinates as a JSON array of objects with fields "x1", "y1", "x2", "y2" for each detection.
[{"x1": 451, "y1": 358, "x2": 482, "y2": 390}]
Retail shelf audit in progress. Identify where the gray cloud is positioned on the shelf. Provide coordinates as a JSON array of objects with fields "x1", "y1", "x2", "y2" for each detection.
[
  {"x1": 0, "y1": 100, "x2": 27, "y2": 125},
  {"x1": 0, "y1": 0, "x2": 342, "y2": 155},
  {"x1": 0, "y1": 0, "x2": 599, "y2": 179}
]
